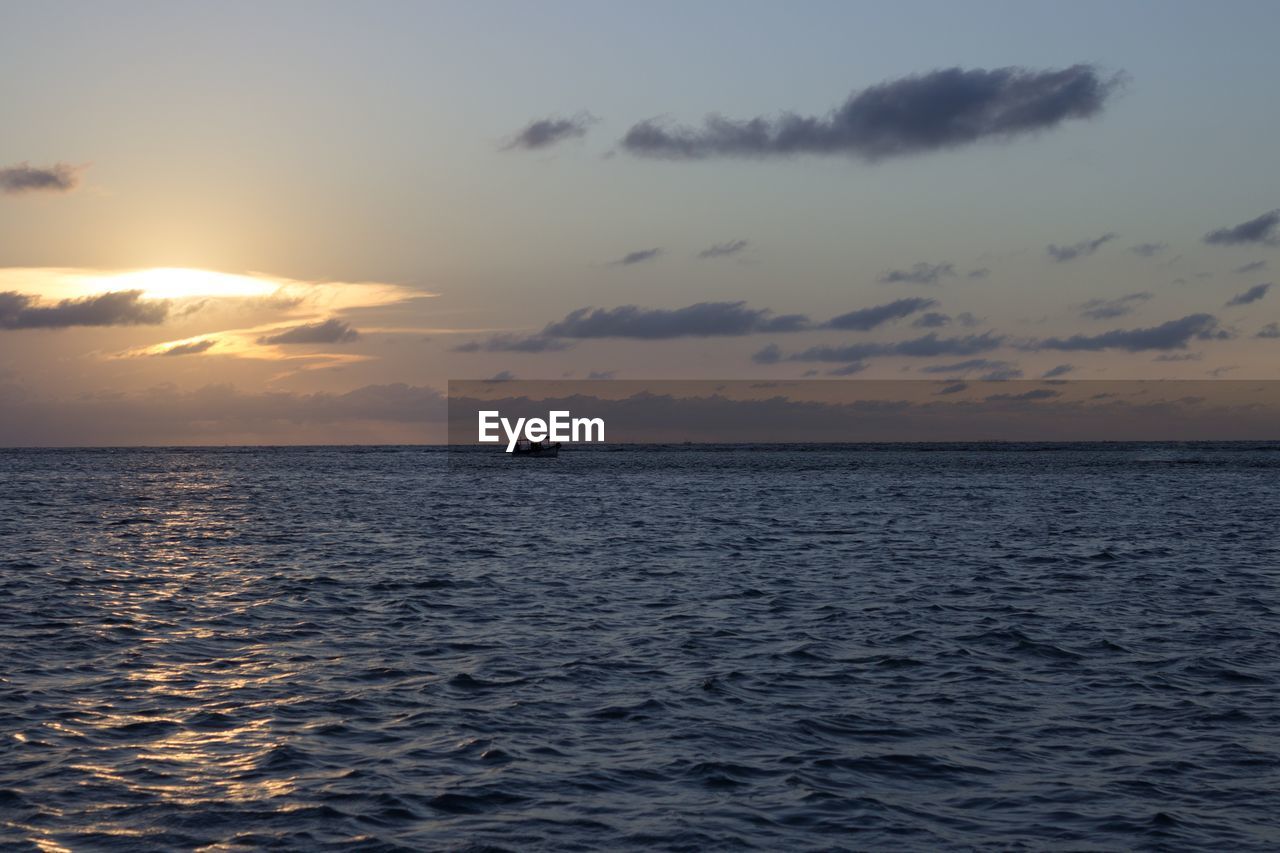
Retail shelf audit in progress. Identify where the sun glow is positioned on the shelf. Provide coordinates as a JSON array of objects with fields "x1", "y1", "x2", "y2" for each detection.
[{"x1": 98, "y1": 267, "x2": 282, "y2": 300}]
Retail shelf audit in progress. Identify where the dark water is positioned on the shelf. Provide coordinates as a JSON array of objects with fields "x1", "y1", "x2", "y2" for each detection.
[{"x1": 2, "y1": 445, "x2": 1279, "y2": 851}]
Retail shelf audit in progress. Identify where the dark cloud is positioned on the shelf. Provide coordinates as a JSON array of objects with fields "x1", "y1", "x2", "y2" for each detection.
[
  {"x1": 1078, "y1": 291, "x2": 1152, "y2": 319},
  {"x1": 755, "y1": 332, "x2": 1005, "y2": 364},
  {"x1": 0, "y1": 290, "x2": 167, "y2": 329},
  {"x1": 919, "y1": 358, "x2": 1015, "y2": 375},
  {"x1": 1226, "y1": 283, "x2": 1271, "y2": 307},
  {"x1": 1027, "y1": 313, "x2": 1224, "y2": 351},
  {"x1": 1203, "y1": 209, "x2": 1280, "y2": 246},
  {"x1": 986, "y1": 389, "x2": 1061, "y2": 402},
  {"x1": 1258, "y1": 323, "x2": 1280, "y2": 339},
  {"x1": 827, "y1": 297, "x2": 936, "y2": 330},
  {"x1": 453, "y1": 334, "x2": 573, "y2": 353},
  {"x1": 620, "y1": 65, "x2": 1120, "y2": 161},
  {"x1": 1129, "y1": 242, "x2": 1167, "y2": 257},
  {"x1": 487, "y1": 371, "x2": 516, "y2": 382},
  {"x1": 696, "y1": 239, "x2": 749, "y2": 259},
  {"x1": 912, "y1": 312, "x2": 952, "y2": 328},
  {"x1": 827, "y1": 362, "x2": 868, "y2": 376},
  {"x1": 543, "y1": 301, "x2": 809, "y2": 339},
  {"x1": 257, "y1": 318, "x2": 359, "y2": 345},
  {"x1": 878, "y1": 262, "x2": 956, "y2": 285},
  {"x1": 0, "y1": 162, "x2": 81, "y2": 194},
  {"x1": 503, "y1": 114, "x2": 595, "y2": 150},
  {"x1": 967, "y1": 268, "x2": 991, "y2": 280},
  {"x1": 1047, "y1": 232, "x2": 1115, "y2": 262},
  {"x1": 1042, "y1": 364, "x2": 1075, "y2": 378},
  {"x1": 610, "y1": 248, "x2": 662, "y2": 266},
  {"x1": 956, "y1": 312, "x2": 981, "y2": 327},
  {"x1": 157, "y1": 339, "x2": 216, "y2": 357},
  {"x1": 937, "y1": 382, "x2": 968, "y2": 395}
]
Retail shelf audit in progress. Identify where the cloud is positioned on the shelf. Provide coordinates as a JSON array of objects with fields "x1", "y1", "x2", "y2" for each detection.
[
  {"x1": 610, "y1": 248, "x2": 662, "y2": 266},
  {"x1": 697, "y1": 239, "x2": 749, "y2": 259},
  {"x1": 503, "y1": 114, "x2": 595, "y2": 150},
  {"x1": 826, "y1": 297, "x2": 936, "y2": 330},
  {"x1": 1047, "y1": 232, "x2": 1116, "y2": 262},
  {"x1": 1129, "y1": 242, "x2": 1167, "y2": 257},
  {"x1": 912, "y1": 312, "x2": 952, "y2": 328},
  {"x1": 0, "y1": 162, "x2": 82, "y2": 194},
  {"x1": 587, "y1": 370, "x2": 616, "y2": 380},
  {"x1": 1042, "y1": 363, "x2": 1075, "y2": 378},
  {"x1": 1226, "y1": 283, "x2": 1271, "y2": 306},
  {"x1": 1027, "y1": 313, "x2": 1224, "y2": 351},
  {"x1": 937, "y1": 382, "x2": 968, "y2": 395},
  {"x1": 1233, "y1": 260, "x2": 1267, "y2": 275},
  {"x1": 0, "y1": 290, "x2": 168, "y2": 329},
  {"x1": 986, "y1": 389, "x2": 1061, "y2": 402},
  {"x1": 257, "y1": 318, "x2": 360, "y2": 345},
  {"x1": 1258, "y1": 323, "x2": 1280, "y2": 339},
  {"x1": 453, "y1": 333, "x2": 573, "y2": 353},
  {"x1": 1078, "y1": 291, "x2": 1152, "y2": 319},
  {"x1": 919, "y1": 358, "x2": 1015, "y2": 375},
  {"x1": 878, "y1": 262, "x2": 956, "y2": 285},
  {"x1": 755, "y1": 332, "x2": 1005, "y2": 364},
  {"x1": 542, "y1": 301, "x2": 809, "y2": 339},
  {"x1": 157, "y1": 339, "x2": 216, "y2": 357},
  {"x1": 488, "y1": 371, "x2": 516, "y2": 381},
  {"x1": 967, "y1": 268, "x2": 991, "y2": 280},
  {"x1": 1204, "y1": 209, "x2": 1280, "y2": 246},
  {"x1": 827, "y1": 362, "x2": 868, "y2": 376},
  {"x1": 620, "y1": 65, "x2": 1120, "y2": 161}
]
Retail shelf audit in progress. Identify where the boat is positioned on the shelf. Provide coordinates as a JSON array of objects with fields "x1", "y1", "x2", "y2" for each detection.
[{"x1": 510, "y1": 439, "x2": 560, "y2": 457}]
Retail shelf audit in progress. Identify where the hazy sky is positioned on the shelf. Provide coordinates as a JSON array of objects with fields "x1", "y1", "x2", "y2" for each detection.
[{"x1": 2, "y1": 0, "x2": 1279, "y2": 443}]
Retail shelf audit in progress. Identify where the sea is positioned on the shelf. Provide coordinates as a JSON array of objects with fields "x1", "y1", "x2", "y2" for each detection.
[{"x1": 1, "y1": 444, "x2": 1278, "y2": 851}]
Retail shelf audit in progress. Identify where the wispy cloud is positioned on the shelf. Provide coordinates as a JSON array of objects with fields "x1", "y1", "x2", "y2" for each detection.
[
  {"x1": 1225, "y1": 283, "x2": 1271, "y2": 306},
  {"x1": 257, "y1": 318, "x2": 360, "y2": 345},
  {"x1": 1130, "y1": 242, "x2": 1167, "y2": 257},
  {"x1": 826, "y1": 297, "x2": 936, "y2": 330},
  {"x1": 543, "y1": 302, "x2": 808, "y2": 339},
  {"x1": 1026, "y1": 313, "x2": 1225, "y2": 351},
  {"x1": 0, "y1": 162, "x2": 82, "y2": 195},
  {"x1": 878, "y1": 262, "x2": 956, "y2": 285},
  {"x1": 156, "y1": 339, "x2": 216, "y2": 357},
  {"x1": 696, "y1": 239, "x2": 749, "y2": 259},
  {"x1": 1077, "y1": 291, "x2": 1152, "y2": 319},
  {"x1": 1042, "y1": 364, "x2": 1075, "y2": 378},
  {"x1": 1258, "y1": 323, "x2": 1280, "y2": 339},
  {"x1": 609, "y1": 248, "x2": 662, "y2": 266},
  {"x1": 1047, "y1": 232, "x2": 1115, "y2": 262},
  {"x1": 1204, "y1": 209, "x2": 1280, "y2": 246},
  {"x1": 453, "y1": 334, "x2": 573, "y2": 353},
  {"x1": 1233, "y1": 260, "x2": 1267, "y2": 275},
  {"x1": 0, "y1": 290, "x2": 167, "y2": 329},
  {"x1": 503, "y1": 114, "x2": 595, "y2": 151},
  {"x1": 621, "y1": 65, "x2": 1120, "y2": 161},
  {"x1": 754, "y1": 332, "x2": 1005, "y2": 364}
]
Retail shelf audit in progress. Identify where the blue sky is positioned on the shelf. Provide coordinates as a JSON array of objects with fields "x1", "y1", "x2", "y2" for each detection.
[{"x1": 1, "y1": 1, "x2": 1278, "y2": 442}]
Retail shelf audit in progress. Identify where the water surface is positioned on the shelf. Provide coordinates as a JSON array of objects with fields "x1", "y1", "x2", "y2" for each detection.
[{"x1": 2, "y1": 445, "x2": 1278, "y2": 849}]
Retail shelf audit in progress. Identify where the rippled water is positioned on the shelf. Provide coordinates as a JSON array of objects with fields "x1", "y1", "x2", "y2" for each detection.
[{"x1": 2, "y1": 445, "x2": 1279, "y2": 850}]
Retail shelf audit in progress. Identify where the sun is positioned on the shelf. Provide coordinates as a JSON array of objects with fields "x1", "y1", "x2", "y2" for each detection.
[{"x1": 96, "y1": 267, "x2": 282, "y2": 300}]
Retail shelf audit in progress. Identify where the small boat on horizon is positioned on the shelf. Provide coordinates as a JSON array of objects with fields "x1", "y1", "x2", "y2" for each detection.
[{"x1": 510, "y1": 439, "x2": 560, "y2": 457}]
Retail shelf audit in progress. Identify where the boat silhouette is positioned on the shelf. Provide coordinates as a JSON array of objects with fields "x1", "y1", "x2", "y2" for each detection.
[{"x1": 510, "y1": 439, "x2": 560, "y2": 457}]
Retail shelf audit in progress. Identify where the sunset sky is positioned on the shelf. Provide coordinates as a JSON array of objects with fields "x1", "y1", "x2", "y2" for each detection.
[{"x1": 3, "y1": 0, "x2": 1279, "y2": 444}]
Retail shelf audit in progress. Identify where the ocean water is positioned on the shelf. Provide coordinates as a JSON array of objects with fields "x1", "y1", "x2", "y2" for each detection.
[{"x1": 1, "y1": 444, "x2": 1279, "y2": 851}]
